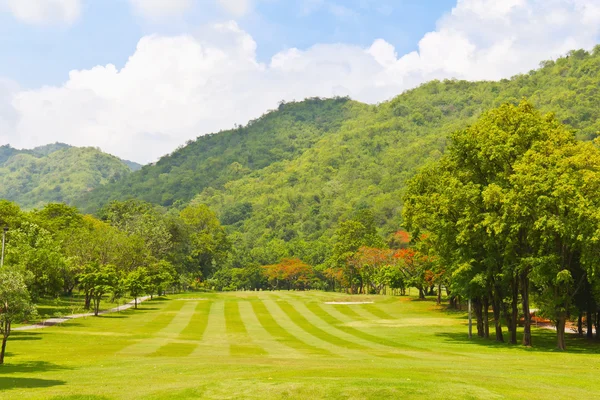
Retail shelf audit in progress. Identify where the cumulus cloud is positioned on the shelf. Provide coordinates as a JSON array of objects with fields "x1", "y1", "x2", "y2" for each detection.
[
  {"x1": 218, "y1": 0, "x2": 252, "y2": 16},
  {"x1": 0, "y1": 0, "x2": 81, "y2": 24},
  {"x1": 0, "y1": 78, "x2": 19, "y2": 141},
  {"x1": 128, "y1": 0, "x2": 193, "y2": 20},
  {"x1": 2, "y1": 0, "x2": 600, "y2": 163}
]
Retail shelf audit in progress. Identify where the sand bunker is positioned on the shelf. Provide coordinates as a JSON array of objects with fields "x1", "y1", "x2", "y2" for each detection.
[{"x1": 324, "y1": 301, "x2": 374, "y2": 305}]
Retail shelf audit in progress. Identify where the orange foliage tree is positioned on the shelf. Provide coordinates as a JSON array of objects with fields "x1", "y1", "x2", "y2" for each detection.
[{"x1": 262, "y1": 258, "x2": 315, "y2": 290}]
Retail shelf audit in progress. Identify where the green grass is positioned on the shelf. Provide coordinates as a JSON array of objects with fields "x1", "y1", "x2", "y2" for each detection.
[{"x1": 2, "y1": 291, "x2": 600, "y2": 399}]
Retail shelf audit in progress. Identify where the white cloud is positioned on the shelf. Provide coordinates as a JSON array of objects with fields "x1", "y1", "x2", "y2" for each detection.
[
  {"x1": 0, "y1": 79, "x2": 19, "y2": 141},
  {"x1": 128, "y1": 0, "x2": 193, "y2": 19},
  {"x1": 218, "y1": 0, "x2": 252, "y2": 16},
  {"x1": 2, "y1": 0, "x2": 600, "y2": 163},
  {"x1": 0, "y1": 0, "x2": 81, "y2": 24}
]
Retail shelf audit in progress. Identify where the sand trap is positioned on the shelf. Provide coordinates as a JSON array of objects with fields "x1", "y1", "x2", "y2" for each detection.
[{"x1": 324, "y1": 301, "x2": 374, "y2": 305}]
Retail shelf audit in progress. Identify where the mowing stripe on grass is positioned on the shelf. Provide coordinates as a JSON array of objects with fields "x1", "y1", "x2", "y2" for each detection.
[
  {"x1": 191, "y1": 300, "x2": 228, "y2": 357},
  {"x1": 178, "y1": 300, "x2": 213, "y2": 341},
  {"x1": 251, "y1": 300, "x2": 332, "y2": 357},
  {"x1": 306, "y1": 302, "x2": 401, "y2": 349},
  {"x1": 122, "y1": 301, "x2": 197, "y2": 356},
  {"x1": 361, "y1": 303, "x2": 397, "y2": 320},
  {"x1": 333, "y1": 304, "x2": 367, "y2": 320},
  {"x1": 276, "y1": 300, "x2": 367, "y2": 350},
  {"x1": 262, "y1": 299, "x2": 342, "y2": 357},
  {"x1": 142, "y1": 299, "x2": 186, "y2": 334},
  {"x1": 149, "y1": 342, "x2": 197, "y2": 357},
  {"x1": 224, "y1": 300, "x2": 267, "y2": 357},
  {"x1": 237, "y1": 301, "x2": 301, "y2": 358}
]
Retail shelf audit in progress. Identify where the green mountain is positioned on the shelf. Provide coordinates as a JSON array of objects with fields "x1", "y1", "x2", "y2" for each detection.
[
  {"x1": 73, "y1": 47, "x2": 600, "y2": 264},
  {"x1": 77, "y1": 97, "x2": 357, "y2": 211},
  {"x1": 0, "y1": 144, "x2": 138, "y2": 209}
]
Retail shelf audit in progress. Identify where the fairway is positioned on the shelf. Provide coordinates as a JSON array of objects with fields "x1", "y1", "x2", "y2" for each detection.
[{"x1": 2, "y1": 291, "x2": 600, "y2": 399}]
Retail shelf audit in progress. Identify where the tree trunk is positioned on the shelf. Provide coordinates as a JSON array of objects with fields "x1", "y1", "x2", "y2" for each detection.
[
  {"x1": 492, "y1": 292, "x2": 504, "y2": 342},
  {"x1": 520, "y1": 273, "x2": 532, "y2": 346},
  {"x1": 418, "y1": 287, "x2": 425, "y2": 300},
  {"x1": 556, "y1": 315, "x2": 567, "y2": 351},
  {"x1": 94, "y1": 297, "x2": 100, "y2": 316},
  {"x1": 0, "y1": 324, "x2": 9, "y2": 365},
  {"x1": 596, "y1": 312, "x2": 600, "y2": 340},
  {"x1": 510, "y1": 276, "x2": 518, "y2": 345},
  {"x1": 0, "y1": 336, "x2": 7, "y2": 365},
  {"x1": 586, "y1": 309, "x2": 593, "y2": 339},
  {"x1": 134, "y1": 297, "x2": 138, "y2": 309},
  {"x1": 577, "y1": 313, "x2": 583, "y2": 337},
  {"x1": 474, "y1": 297, "x2": 484, "y2": 337},
  {"x1": 483, "y1": 296, "x2": 490, "y2": 339},
  {"x1": 84, "y1": 292, "x2": 91, "y2": 310},
  {"x1": 437, "y1": 284, "x2": 442, "y2": 305}
]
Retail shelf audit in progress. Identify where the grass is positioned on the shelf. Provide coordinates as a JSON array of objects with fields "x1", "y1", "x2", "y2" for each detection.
[{"x1": 2, "y1": 291, "x2": 600, "y2": 399}]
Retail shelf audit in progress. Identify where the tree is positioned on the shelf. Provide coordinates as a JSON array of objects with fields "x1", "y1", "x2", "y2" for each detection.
[
  {"x1": 5, "y1": 222, "x2": 67, "y2": 300},
  {"x1": 79, "y1": 263, "x2": 118, "y2": 316},
  {"x1": 330, "y1": 210, "x2": 384, "y2": 294},
  {"x1": 146, "y1": 260, "x2": 175, "y2": 298},
  {"x1": 0, "y1": 269, "x2": 36, "y2": 364},
  {"x1": 100, "y1": 200, "x2": 173, "y2": 259},
  {"x1": 124, "y1": 268, "x2": 148, "y2": 309},
  {"x1": 403, "y1": 100, "x2": 583, "y2": 346},
  {"x1": 507, "y1": 138, "x2": 600, "y2": 350},
  {"x1": 262, "y1": 258, "x2": 315, "y2": 290},
  {"x1": 180, "y1": 203, "x2": 230, "y2": 279}
]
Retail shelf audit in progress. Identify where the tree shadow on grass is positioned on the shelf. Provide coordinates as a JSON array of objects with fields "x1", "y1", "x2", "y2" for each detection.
[
  {"x1": 0, "y1": 360, "x2": 72, "y2": 374},
  {"x1": 147, "y1": 297, "x2": 169, "y2": 303},
  {"x1": 0, "y1": 377, "x2": 65, "y2": 390},
  {"x1": 9, "y1": 332, "x2": 43, "y2": 341},
  {"x1": 98, "y1": 314, "x2": 127, "y2": 319},
  {"x1": 435, "y1": 329, "x2": 600, "y2": 354},
  {"x1": 51, "y1": 395, "x2": 111, "y2": 400}
]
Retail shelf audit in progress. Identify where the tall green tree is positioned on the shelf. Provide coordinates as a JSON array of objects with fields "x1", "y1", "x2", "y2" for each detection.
[
  {"x1": 180, "y1": 204, "x2": 230, "y2": 279},
  {"x1": 0, "y1": 269, "x2": 36, "y2": 364},
  {"x1": 404, "y1": 101, "x2": 586, "y2": 347}
]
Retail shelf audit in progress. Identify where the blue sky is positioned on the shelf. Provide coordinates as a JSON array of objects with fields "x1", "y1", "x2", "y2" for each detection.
[
  {"x1": 0, "y1": 0, "x2": 456, "y2": 88},
  {"x1": 0, "y1": 0, "x2": 599, "y2": 162}
]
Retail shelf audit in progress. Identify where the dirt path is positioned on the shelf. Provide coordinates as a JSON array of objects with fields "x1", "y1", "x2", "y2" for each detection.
[{"x1": 14, "y1": 296, "x2": 152, "y2": 331}]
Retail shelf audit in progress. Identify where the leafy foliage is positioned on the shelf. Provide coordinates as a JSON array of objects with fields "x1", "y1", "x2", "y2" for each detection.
[{"x1": 0, "y1": 144, "x2": 136, "y2": 209}]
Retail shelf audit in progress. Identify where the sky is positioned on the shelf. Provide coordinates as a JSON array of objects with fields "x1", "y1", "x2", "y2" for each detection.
[{"x1": 0, "y1": 0, "x2": 599, "y2": 163}]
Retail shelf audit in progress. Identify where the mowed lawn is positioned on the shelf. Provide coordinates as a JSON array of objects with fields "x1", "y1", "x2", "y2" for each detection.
[{"x1": 1, "y1": 292, "x2": 600, "y2": 399}]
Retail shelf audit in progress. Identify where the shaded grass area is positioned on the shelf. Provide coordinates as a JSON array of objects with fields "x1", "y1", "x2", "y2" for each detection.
[
  {"x1": 4, "y1": 292, "x2": 600, "y2": 399},
  {"x1": 15, "y1": 294, "x2": 134, "y2": 326}
]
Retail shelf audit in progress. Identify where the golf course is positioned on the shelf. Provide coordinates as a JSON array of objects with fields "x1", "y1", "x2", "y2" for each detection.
[{"x1": 2, "y1": 291, "x2": 599, "y2": 399}]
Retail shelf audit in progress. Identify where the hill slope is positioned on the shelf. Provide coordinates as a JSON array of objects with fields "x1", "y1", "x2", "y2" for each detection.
[
  {"x1": 0, "y1": 144, "x2": 136, "y2": 209},
  {"x1": 71, "y1": 46, "x2": 600, "y2": 265},
  {"x1": 77, "y1": 97, "x2": 359, "y2": 211},
  {"x1": 190, "y1": 47, "x2": 600, "y2": 266}
]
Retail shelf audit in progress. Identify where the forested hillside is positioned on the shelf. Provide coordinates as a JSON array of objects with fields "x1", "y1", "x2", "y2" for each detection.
[
  {"x1": 77, "y1": 98, "x2": 358, "y2": 211},
  {"x1": 71, "y1": 47, "x2": 600, "y2": 269},
  {"x1": 0, "y1": 144, "x2": 139, "y2": 209},
  {"x1": 191, "y1": 47, "x2": 600, "y2": 267}
]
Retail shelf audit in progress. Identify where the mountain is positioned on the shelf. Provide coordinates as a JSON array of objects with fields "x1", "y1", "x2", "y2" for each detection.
[
  {"x1": 0, "y1": 144, "x2": 138, "y2": 209},
  {"x1": 76, "y1": 97, "x2": 358, "y2": 211},
  {"x1": 28, "y1": 47, "x2": 600, "y2": 265}
]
